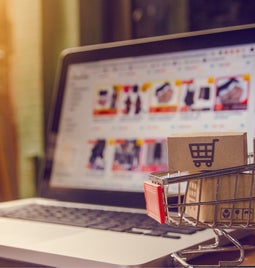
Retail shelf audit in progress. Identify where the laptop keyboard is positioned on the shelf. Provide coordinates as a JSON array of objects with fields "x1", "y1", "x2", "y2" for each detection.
[{"x1": 0, "y1": 204, "x2": 202, "y2": 238}]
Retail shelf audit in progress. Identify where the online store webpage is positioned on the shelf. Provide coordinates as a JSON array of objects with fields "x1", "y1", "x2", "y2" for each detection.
[{"x1": 50, "y1": 43, "x2": 255, "y2": 192}]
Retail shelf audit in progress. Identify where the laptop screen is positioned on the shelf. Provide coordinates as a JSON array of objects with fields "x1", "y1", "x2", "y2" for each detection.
[{"x1": 41, "y1": 24, "x2": 255, "y2": 208}]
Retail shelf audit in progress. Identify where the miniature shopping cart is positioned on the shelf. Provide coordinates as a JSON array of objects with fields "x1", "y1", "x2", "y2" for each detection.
[
  {"x1": 189, "y1": 138, "x2": 219, "y2": 167},
  {"x1": 144, "y1": 161, "x2": 255, "y2": 267}
]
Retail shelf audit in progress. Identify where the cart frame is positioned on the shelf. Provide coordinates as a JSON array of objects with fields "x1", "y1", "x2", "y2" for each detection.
[{"x1": 144, "y1": 162, "x2": 255, "y2": 267}]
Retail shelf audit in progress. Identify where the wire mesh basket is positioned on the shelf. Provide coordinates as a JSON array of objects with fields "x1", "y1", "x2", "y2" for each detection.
[{"x1": 144, "y1": 162, "x2": 255, "y2": 267}]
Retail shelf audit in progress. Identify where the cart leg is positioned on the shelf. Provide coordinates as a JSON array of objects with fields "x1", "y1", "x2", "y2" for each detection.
[
  {"x1": 218, "y1": 229, "x2": 245, "y2": 267},
  {"x1": 171, "y1": 252, "x2": 192, "y2": 268},
  {"x1": 198, "y1": 228, "x2": 221, "y2": 250},
  {"x1": 171, "y1": 229, "x2": 223, "y2": 268},
  {"x1": 171, "y1": 228, "x2": 245, "y2": 267},
  {"x1": 199, "y1": 228, "x2": 244, "y2": 266}
]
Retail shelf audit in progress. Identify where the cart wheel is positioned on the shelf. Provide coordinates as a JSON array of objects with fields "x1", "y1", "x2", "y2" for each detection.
[
  {"x1": 206, "y1": 161, "x2": 213, "y2": 167},
  {"x1": 194, "y1": 161, "x2": 201, "y2": 167}
]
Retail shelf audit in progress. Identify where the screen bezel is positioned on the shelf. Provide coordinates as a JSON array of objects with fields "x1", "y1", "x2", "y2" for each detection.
[{"x1": 39, "y1": 24, "x2": 255, "y2": 209}]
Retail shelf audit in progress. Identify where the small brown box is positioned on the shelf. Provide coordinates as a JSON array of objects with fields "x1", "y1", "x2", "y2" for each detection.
[
  {"x1": 185, "y1": 172, "x2": 255, "y2": 223},
  {"x1": 167, "y1": 132, "x2": 247, "y2": 172}
]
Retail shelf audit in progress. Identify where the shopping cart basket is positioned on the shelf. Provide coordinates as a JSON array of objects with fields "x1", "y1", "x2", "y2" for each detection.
[{"x1": 144, "y1": 162, "x2": 255, "y2": 267}]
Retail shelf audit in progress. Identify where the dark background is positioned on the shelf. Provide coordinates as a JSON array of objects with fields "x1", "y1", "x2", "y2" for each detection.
[{"x1": 79, "y1": 0, "x2": 255, "y2": 44}]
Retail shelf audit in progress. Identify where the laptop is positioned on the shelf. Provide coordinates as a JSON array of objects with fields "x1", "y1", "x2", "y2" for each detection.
[{"x1": 0, "y1": 24, "x2": 255, "y2": 267}]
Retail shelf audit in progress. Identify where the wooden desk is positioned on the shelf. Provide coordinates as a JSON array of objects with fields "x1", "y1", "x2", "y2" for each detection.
[{"x1": 0, "y1": 258, "x2": 53, "y2": 267}]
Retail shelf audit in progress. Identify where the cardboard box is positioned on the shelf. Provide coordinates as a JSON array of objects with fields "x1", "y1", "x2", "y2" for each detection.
[
  {"x1": 167, "y1": 132, "x2": 247, "y2": 172},
  {"x1": 185, "y1": 172, "x2": 255, "y2": 223}
]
